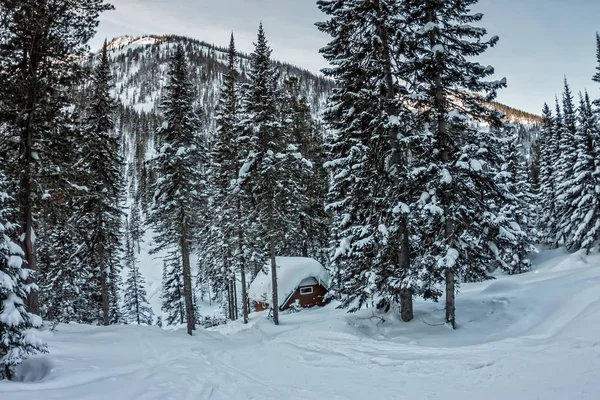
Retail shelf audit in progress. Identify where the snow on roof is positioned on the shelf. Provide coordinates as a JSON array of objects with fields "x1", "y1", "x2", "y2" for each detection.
[{"x1": 248, "y1": 257, "x2": 331, "y2": 308}]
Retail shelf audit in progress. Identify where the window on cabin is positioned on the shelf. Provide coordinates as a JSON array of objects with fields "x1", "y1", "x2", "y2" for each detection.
[{"x1": 300, "y1": 287, "x2": 313, "y2": 295}]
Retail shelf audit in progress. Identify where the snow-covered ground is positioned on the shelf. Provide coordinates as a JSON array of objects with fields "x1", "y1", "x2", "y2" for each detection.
[{"x1": 2, "y1": 247, "x2": 600, "y2": 399}]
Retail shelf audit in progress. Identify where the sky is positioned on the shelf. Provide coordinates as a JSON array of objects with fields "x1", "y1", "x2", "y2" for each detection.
[{"x1": 90, "y1": 0, "x2": 600, "y2": 115}]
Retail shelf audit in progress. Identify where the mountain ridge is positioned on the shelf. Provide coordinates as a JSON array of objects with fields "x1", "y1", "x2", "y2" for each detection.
[{"x1": 104, "y1": 34, "x2": 541, "y2": 125}]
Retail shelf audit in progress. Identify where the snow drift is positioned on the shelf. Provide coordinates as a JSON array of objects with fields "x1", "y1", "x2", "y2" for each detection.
[{"x1": 1, "y1": 248, "x2": 600, "y2": 399}]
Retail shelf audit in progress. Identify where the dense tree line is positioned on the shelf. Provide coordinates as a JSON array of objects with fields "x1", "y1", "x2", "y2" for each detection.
[{"x1": 536, "y1": 34, "x2": 600, "y2": 252}]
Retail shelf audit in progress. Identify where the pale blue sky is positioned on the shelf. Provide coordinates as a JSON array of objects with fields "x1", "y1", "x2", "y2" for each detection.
[{"x1": 91, "y1": 0, "x2": 600, "y2": 114}]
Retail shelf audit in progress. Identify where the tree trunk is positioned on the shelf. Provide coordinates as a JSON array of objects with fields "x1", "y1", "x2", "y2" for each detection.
[
  {"x1": 20, "y1": 112, "x2": 39, "y2": 315},
  {"x1": 238, "y1": 198, "x2": 249, "y2": 323},
  {"x1": 233, "y1": 278, "x2": 238, "y2": 320},
  {"x1": 269, "y1": 232, "x2": 279, "y2": 326},
  {"x1": 400, "y1": 288, "x2": 413, "y2": 322},
  {"x1": 445, "y1": 269, "x2": 456, "y2": 329},
  {"x1": 100, "y1": 246, "x2": 110, "y2": 326},
  {"x1": 300, "y1": 215, "x2": 308, "y2": 258},
  {"x1": 226, "y1": 282, "x2": 232, "y2": 320},
  {"x1": 180, "y1": 219, "x2": 195, "y2": 335}
]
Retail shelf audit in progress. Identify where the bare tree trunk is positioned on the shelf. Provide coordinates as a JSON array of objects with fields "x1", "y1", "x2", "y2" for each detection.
[
  {"x1": 400, "y1": 288, "x2": 413, "y2": 322},
  {"x1": 239, "y1": 201, "x2": 249, "y2": 323},
  {"x1": 445, "y1": 269, "x2": 456, "y2": 328},
  {"x1": 100, "y1": 246, "x2": 110, "y2": 326},
  {"x1": 269, "y1": 232, "x2": 279, "y2": 326},
  {"x1": 180, "y1": 219, "x2": 195, "y2": 335},
  {"x1": 227, "y1": 281, "x2": 234, "y2": 320},
  {"x1": 233, "y1": 278, "x2": 238, "y2": 320}
]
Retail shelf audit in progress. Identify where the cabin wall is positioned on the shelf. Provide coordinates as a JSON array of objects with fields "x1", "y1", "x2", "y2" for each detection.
[{"x1": 282, "y1": 284, "x2": 328, "y2": 310}]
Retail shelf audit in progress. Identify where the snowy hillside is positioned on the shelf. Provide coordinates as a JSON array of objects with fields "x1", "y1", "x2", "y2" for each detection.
[
  {"x1": 105, "y1": 34, "x2": 332, "y2": 121},
  {"x1": 2, "y1": 248, "x2": 599, "y2": 399}
]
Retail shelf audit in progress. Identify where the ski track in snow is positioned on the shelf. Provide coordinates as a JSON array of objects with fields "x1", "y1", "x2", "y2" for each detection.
[{"x1": 2, "y1": 248, "x2": 600, "y2": 399}]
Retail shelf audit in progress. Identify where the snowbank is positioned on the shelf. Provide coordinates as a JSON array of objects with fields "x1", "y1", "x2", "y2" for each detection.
[
  {"x1": 248, "y1": 257, "x2": 331, "y2": 307},
  {"x1": 3, "y1": 249, "x2": 600, "y2": 399}
]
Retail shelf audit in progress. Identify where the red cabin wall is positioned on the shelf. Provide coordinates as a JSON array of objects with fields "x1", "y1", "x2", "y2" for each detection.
[{"x1": 252, "y1": 284, "x2": 329, "y2": 312}]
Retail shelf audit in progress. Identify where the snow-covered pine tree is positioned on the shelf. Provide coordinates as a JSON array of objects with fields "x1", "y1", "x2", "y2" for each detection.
[
  {"x1": 0, "y1": 170, "x2": 47, "y2": 380},
  {"x1": 209, "y1": 33, "x2": 243, "y2": 322},
  {"x1": 537, "y1": 103, "x2": 560, "y2": 245},
  {"x1": 122, "y1": 218, "x2": 154, "y2": 325},
  {"x1": 76, "y1": 40, "x2": 124, "y2": 326},
  {"x1": 494, "y1": 126, "x2": 536, "y2": 274},
  {"x1": 555, "y1": 79, "x2": 579, "y2": 245},
  {"x1": 564, "y1": 92, "x2": 600, "y2": 252},
  {"x1": 317, "y1": 0, "x2": 421, "y2": 320},
  {"x1": 147, "y1": 44, "x2": 208, "y2": 335},
  {"x1": 237, "y1": 24, "x2": 311, "y2": 325},
  {"x1": 0, "y1": 0, "x2": 113, "y2": 316},
  {"x1": 161, "y1": 259, "x2": 185, "y2": 326},
  {"x1": 401, "y1": 0, "x2": 527, "y2": 328},
  {"x1": 279, "y1": 77, "x2": 329, "y2": 263}
]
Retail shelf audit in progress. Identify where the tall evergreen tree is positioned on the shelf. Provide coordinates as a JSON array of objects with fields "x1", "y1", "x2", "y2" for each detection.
[
  {"x1": 317, "y1": 0, "x2": 420, "y2": 320},
  {"x1": 0, "y1": 0, "x2": 113, "y2": 316},
  {"x1": 555, "y1": 80, "x2": 579, "y2": 244},
  {"x1": 147, "y1": 44, "x2": 208, "y2": 335},
  {"x1": 237, "y1": 24, "x2": 311, "y2": 325},
  {"x1": 0, "y1": 171, "x2": 47, "y2": 380},
  {"x1": 537, "y1": 103, "x2": 560, "y2": 245},
  {"x1": 280, "y1": 77, "x2": 329, "y2": 263},
  {"x1": 76, "y1": 40, "x2": 124, "y2": 326},
  {"x1": 496, "y1": 127, "x2": 536, "y2": 274},
  {"x1": 565, "y1": 93, "x2": 600, "y2": 252},
  {"x1": 209, "y1": 33, "x2": 245, "y2": 322},
  {"x1": 401, "y1": 0, "x2": 527, "y2": 328}
]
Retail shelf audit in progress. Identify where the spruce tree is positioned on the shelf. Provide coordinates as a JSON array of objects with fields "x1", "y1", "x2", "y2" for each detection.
[
  {"x1": 147, "y1": 44, "x2": 208, "y2": 335},
  {"x1": 555, "y1": 80, "x2": 579, "y2": 244},
  {"x1": 401, "y1": 0, "x2": 526, "y2": 328},
  {"x1": 210, "y1": 33, "x2": 244, "y2": 322},
  {"x1": 495, "y1": 127, "x2": 536, "y2": 274},
  {"x1": 0, "y1": 171, "x2": 47, "y2": 380},
  {"x1": 537, "y1": 103, "x2": 559, "y2": 244},
  {"x1": 122, "y1": 218, "x2": 154, "y2": 325},
  {"x1": 237, "y1": 24, "x2": 311, "y2": 325},
  {"x1": 280, "y1": 77, "x2": 329, "y2": 263},
  {"x1": 566, "y1": 93, "x2": 600, "y2": 252},
  {"x1": 76, "y1": 40, "x2": 124, "y2": 326},
  {"x1": 317, "y1": 0, "x2": 420, "y2": 320},
  {"x1": 0, "y1": 0, "x2": 113, "y2": 316}
]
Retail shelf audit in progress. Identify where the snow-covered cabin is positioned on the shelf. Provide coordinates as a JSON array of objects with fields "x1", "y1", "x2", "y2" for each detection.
[{"x1": 248, "y1": 257, "x2": 331, "y2": 311}]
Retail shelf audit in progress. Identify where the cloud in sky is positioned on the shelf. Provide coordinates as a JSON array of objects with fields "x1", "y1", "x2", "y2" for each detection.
[{"x1": 92, "y1": 0, "x2": 600, "y2": 114}]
